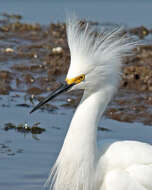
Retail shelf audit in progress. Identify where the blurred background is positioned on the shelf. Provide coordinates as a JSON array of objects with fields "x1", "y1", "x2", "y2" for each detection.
[{"x1": 1, "y1": 0, "x2": 152, "y2": 26}]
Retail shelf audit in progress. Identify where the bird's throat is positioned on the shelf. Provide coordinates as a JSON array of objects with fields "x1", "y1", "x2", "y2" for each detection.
[
  {"x1": 64, "y1": 89, "x2": 111, "y2": 154},
  {"x1": 45, "y1": 89, "x2": 112, "y2": 190}
]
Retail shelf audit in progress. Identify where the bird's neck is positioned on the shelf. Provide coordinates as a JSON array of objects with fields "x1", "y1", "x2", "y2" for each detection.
[
  {"x1": 64, "y1": 89, "x2": 110, "y2": 156},
  {"x1": 48, "y1": 88, "x2": 112, "y2": 190}
]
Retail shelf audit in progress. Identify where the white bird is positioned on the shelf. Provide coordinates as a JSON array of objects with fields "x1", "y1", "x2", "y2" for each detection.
[{"x1": 30, "y1": 16, "x2": 152, "y2": 190}]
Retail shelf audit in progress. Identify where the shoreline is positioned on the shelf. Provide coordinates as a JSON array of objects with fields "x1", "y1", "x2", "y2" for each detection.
[{"x1": 1, "y1": 13, "x2": 152, "y2": 125}]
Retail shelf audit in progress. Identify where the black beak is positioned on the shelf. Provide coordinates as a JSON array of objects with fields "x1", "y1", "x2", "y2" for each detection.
[{"x1": 30, "y1": 82, "x2": 74, "y2": 114}]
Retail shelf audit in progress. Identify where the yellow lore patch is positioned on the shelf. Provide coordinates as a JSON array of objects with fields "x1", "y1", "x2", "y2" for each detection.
[{"x1": 66, "y1": 74, "x2": 85, "y2": 85}]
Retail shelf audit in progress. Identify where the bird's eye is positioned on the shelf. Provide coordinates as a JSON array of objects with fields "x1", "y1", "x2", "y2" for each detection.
[{"x1": 79, "y1": 74, "x2": 85, "y2": 81}]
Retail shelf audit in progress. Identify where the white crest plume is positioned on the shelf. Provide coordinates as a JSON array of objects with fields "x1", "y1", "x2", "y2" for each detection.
[
  {"x1": 66, "y1": 15, "x2": 135, "y2": 88},
  {"x1": 44, "y1": 15, "x2": 136, "y2": 190}
]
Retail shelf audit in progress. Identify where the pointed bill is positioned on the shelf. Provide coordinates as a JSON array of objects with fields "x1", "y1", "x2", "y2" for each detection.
[{"x1": 30, "y1": 82, "x2": 75, "y2": 114}]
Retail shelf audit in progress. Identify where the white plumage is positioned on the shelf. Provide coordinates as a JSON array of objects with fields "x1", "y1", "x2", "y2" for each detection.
[{"x1": 44, "y1": 16, "x2": 152, "y2": 190}]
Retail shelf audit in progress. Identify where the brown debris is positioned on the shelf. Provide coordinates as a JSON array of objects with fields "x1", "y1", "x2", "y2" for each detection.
[
  {"x1": 129, "y1": 26, "x2": 150, "y2": 39},
  {"x1": 27, "y1": 87, "x2": 45, "y2": 95},
  {"x1": 0, "y1": 70, "x2": 12, "y2": 94},
  {"x1": 122, "y1": 45, "x2": 152, "y2": 91},
  {"x1": 4, "y1": 122, "x2": 45, "y2": 134},
  {"x1": 1, "y1": 15, "x2": 152, "y2": 125}
]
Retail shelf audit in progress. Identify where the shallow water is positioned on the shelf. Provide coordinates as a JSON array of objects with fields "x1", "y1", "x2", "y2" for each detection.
[{"x1": 1, "y1": 92, "x2": 152, "y2": 190}]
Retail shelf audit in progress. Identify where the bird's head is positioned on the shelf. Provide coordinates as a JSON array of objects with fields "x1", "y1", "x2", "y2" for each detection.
[
  {"x1": 30, "y1": 16, "x2": 136, "y2": 113},
  {"x1": 65, "y1": 16, "x2": 135, "y2": 93}
]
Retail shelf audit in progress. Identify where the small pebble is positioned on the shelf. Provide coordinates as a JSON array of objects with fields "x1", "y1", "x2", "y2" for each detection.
[
  {"x1": 67, "y1": 98, "x2": 72, "y2": 102},
  {"x1": 5, "y1": 48, "x2": 14, "y2": 53},
  {"x1": 33, "y1": 54, "x2": 38, "y2": 58},
  {"x1": 52, "y1": 47, "x2": 63, "y2": 54},
  {"x1": 24, "y1": 123, "x2": 28, "y2": 129}
]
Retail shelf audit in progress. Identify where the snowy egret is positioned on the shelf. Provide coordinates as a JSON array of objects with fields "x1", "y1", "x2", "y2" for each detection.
[{"x1": 30, "y1": 16, "x2": 152, "y2": 190}]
